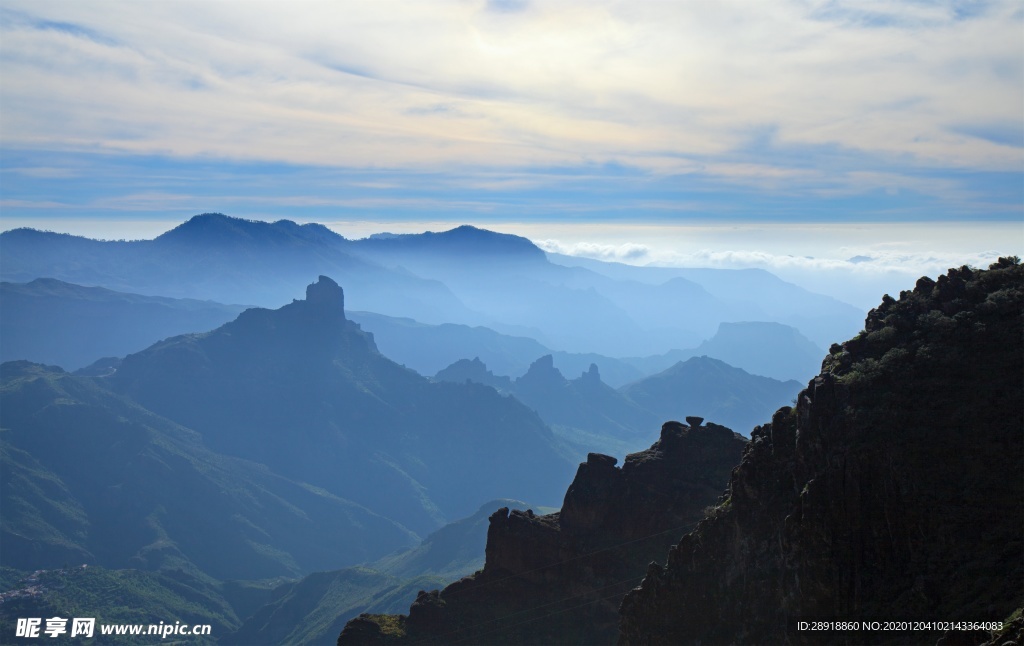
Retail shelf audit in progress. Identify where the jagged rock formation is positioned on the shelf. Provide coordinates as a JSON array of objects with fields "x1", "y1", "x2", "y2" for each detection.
[
  {"x1": 338, "y1": 420, "x2": 746, "y2": 645},
  {"x1": 434, "y1": 357, "x2": 514, "y2": 391},
  {"x1": 618, "y1": 258, "x2": 1024, "y2": 645},
  {"x1": 105, "y1": 276, "x2": 573, "y2": 536},
  {"x1": 435, "y1": 355, "x2": 659, "y2": 458}
]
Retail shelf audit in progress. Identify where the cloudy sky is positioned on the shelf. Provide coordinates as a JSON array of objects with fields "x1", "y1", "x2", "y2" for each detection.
[{"x1": 1, "y1": 0, "x2": 1021, "y2": 306}]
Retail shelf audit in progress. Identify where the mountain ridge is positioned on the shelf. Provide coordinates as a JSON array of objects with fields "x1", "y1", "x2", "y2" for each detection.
[{"x1": 104, "y1": 276, "x2": 574, "y2": 534}]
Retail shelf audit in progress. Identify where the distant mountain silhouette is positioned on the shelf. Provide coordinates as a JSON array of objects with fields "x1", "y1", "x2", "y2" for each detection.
[
  {"x1": 106, "y1": 276, "x2": 573, "y2": 534},
  {"x1": 621, "y1": 356, "x2": 802, "y2": 435},
  {"x1": 0, "y1": 214, "x2": 474, "y2": 324},
  {"x1": 624, "y1": 321, "x2": 825, "y2": 382},
  {"x1": 354, "y1": 225, "x2": 546, "y2": 264},
  {"x1": 349, "y1": 311, "x2": 550, "y2": 378},
  {"x1": 0, "y1": 278, "x2": 246, "y2": 370},
  {"x1": 435, "y1": 355, "x2": 659, "y2": 458},
  {"x1": 0, "y1": 361, "x2": 416, "y2": 580},
  {"x1": 434, "y1": 357, "x2": 513, "y2": 391},
  {"x1": 351, "y1": 310, "x2": 647, "y2": 386},
  {"x1": 2, "y1": 213, "x2": 865, "y2": 357},
  {"x1": 547, "y1": 252, "x2": 865, "y2": 348}
]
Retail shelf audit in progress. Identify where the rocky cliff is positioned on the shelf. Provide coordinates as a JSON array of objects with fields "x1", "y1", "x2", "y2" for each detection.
[
  {"x1": 338, "y1": 419, "x2": 746, "y2": 645},
  {"x1": 618, "y1": 258, "x2": 1024, "y2": 645}
]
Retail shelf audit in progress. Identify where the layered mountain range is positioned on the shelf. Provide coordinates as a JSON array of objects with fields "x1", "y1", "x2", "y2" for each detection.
[
  {"x1": 3, "y1": 213, "x2": 1017, "y2": 645},
  {"x1": 435, "y1": 354, "x2": 800, "y2": 457},
  {"x1": 0, "y1": 213, "x2": 863, "y2": 357},
  {"x1": 340, "y1": 258, "x2": 1024, "y2": 645},
  {"x1": 1, "y1": 276, "x2": 574, "y2": 584}
]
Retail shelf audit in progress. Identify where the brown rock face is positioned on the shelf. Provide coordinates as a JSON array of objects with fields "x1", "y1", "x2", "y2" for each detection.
[
  {"x1": 338, "y1": 421, "x2": 746, "y2": 645},
  {"x1": 618, "y1": 259, "x2": 1024, "y2": 645}
]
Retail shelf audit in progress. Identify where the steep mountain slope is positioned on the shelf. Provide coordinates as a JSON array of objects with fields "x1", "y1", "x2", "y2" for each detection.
[
  {"x1": 621, "y1": 356, "x2": 802, "y2": 435},
  {"x1": 0, "y1": 565, "x2": 241, "y2": 640},
  {"x1": 227, "y1": 499, "x2": 536, "y2": 646},
  {"x1": 0, "y1": 278, "x2": 246, "y2": 371},
  {"x1": 618, "y1": 258, "x2": 1024, "y2": 644},
  {"x1": 0, "y1": 361, "x2": 416, "y2": 580},
  {"x1": 106, "y1": 276, "x2": 573, "y2": 534},
  {"x1": 339, "y1": 420, "x2": 747, "y2": 645}
]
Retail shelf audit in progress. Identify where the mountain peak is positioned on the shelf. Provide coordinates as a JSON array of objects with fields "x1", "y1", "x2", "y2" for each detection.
[
  {"x1": 155, "y1": 213, "x2": 346, "y2": 248},
  {"x1": 305, "y1": 275, "x2": 345, "y2": 319}
]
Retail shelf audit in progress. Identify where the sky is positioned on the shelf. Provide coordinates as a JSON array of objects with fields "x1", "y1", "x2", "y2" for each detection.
[{"x1": 1, "y1": 0, "x2": 1022, "y2": 307}]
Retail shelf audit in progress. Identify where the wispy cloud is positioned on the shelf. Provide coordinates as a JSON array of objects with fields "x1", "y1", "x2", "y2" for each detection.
[{"x1": 0, "y1": 0, "x2": 1019, "y2": 201}]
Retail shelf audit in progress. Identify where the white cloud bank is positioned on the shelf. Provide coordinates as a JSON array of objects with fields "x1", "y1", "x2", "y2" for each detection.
[{"x1": 525, "y1": 220, "x2": 1023, "y2": 308}]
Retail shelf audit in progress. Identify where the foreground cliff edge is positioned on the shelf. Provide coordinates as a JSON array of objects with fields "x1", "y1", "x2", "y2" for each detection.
[
  {"x1": 340, "y1": 258, "x2": 1023, "y2": 646},
  {"x1": 339, "y1": 419, "x2": 747, "y2": 645}
]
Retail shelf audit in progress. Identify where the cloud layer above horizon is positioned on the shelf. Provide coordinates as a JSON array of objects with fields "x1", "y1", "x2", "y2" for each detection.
[{"x1": 0, "y1": 0, "x2": 1021, "y2": 225}]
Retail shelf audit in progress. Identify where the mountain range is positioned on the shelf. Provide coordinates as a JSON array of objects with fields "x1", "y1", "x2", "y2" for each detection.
[
  {"x1": 1, "y1": 276, "x2": 825, "y2": 385},
  {"x1": 342, "y1": 258, "x2": 1024, "y2": 645},
  {"x1": 1, "y1": 277, "x2": 576, "y2": 585},
  {"x1": 435, "y1": 354, "x2": 801, "y2": 456},
  {"x1": 6, "y1": 214, "x2": 1015, "y2": 645},
  {"x1": 0, "y1": 213, "x2": 864, "y2": 358}
]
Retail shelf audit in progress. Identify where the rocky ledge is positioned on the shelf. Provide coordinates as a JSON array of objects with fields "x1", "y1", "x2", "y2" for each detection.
[{"x1": 338, "y1": 419, "x2": 746, "y2": 645}]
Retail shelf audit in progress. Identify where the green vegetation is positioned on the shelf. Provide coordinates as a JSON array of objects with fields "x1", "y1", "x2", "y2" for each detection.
[
  {"x1": 372, "y1": 614, "x2": 407, "y2": 638},
  {"x1": 0, "y1": 566, "x2": 235, "y2": 644}
]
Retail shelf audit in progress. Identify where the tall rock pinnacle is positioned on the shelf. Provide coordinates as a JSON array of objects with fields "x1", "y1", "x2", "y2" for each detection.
[{"x1": 304, "y1": 275, "x2": 345, "y2": 319}]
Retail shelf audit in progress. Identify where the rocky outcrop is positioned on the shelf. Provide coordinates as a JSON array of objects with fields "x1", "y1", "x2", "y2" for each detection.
[
  {"x1": 339, "y1": 420, "x2": 747, "y2": 645},
  {"x1": 107, "y1": 276, "x2": 574, "y2": 538},
  {"x1": 433, "y1": 357, "x2": 513, "y2": 391},
  {"x1": 305, "y1": 274, "x2": 346, "y2": 318},
  {"x1": 618, "y1": 258, "x2": 1024, "y2": 645}
]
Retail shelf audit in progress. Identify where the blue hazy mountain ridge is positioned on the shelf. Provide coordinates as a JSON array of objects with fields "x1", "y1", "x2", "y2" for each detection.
[
  {"x1": 546, "y1": 252, "x2": 866, "y2": 348},
  {"x1": 328, "y1": 220, "x2": 863, "y2": 355},
  {"x1": 351, "y1": 311, "x2": 647, "y2": 387},
  {"x1": 436, "y1": 356, "x2": 660, "y2": 458},
  {"x1": 622, "y1": 321, "x2": 826, "y2": 383},
  {"x1": 0, "y1": 278, "x2": 247, "y2": 371},
  {"x1": 347, "y1": 311, "x2": 551, "y2": 380},
  {"x1": 436, "y1": 355, "x2": 800, "y2": 442},
  {"x1": 620, "y1": 356, "x2": 804, "y2": 436},
  {"x1": 347, "y1": 226, "x2": 712, "y2": 355},
  {"x1": 0, "y1": 214, "x2": 475, "y2": 326},
  {"x1": 104, "y1": 276, "x2": 574, "y2": 535},
  {"x1": 1, "y1": 213, "x2": 863, "y2": 359},
  {"x1": 0, "y1": 361, "x2": 418, "y2": 581}
]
